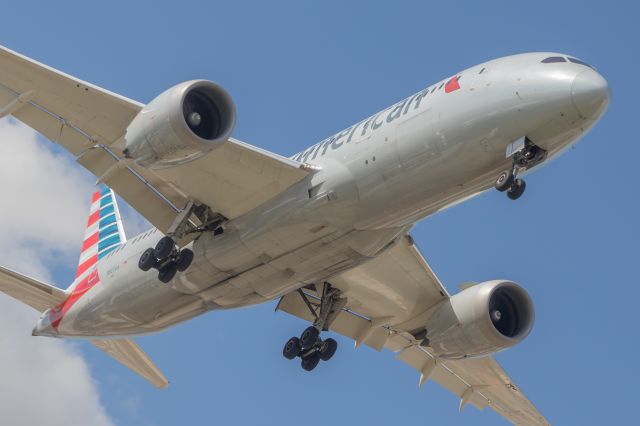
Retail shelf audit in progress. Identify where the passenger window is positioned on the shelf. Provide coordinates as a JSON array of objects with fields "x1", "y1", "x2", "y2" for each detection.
[{"x1": 541, "y1": 56, "x2": 566, "y2": 63}]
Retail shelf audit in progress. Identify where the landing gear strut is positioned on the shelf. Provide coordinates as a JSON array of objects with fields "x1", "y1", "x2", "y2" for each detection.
[
  {"x1": 137, "y1": 236, "x2": 194, "y2": 283},
  {"x1": 495, "y1": 138, "x2": 547, "y2": 201},
  {"x1": 282, "y1": 283, "x2": 345, "y2": 371}
]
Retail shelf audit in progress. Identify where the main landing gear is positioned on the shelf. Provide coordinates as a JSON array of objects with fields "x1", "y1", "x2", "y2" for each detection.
[
  {"x1": 495, "y1": 138, "x2": 547, "y2": 201},
  {"x1": 282, "y1": 282, "x2": 346, "y2": 371},
  {"x1": 138, "y1": 236, "x2": 194, "y2": 283},
  {"x1": 283, "y1": 330, "x2": 338, "y2": 371}
]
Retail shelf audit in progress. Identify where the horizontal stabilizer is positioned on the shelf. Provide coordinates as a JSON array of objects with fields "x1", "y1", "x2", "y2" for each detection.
[
  {"x1": 91, "y1": 338, "x2": 169, "y2": 388},
  {"x1": 0, "y1": 265, "x2": 67, "y2": 312}
]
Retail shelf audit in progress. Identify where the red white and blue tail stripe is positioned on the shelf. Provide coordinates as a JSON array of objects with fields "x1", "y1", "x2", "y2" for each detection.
[{"x1": 75, "y1": 185, "x2": 127, "y2": 279}]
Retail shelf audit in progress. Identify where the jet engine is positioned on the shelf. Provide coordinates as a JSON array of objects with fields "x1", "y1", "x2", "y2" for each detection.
[
  {"x1": 123, "y1": 80, "x2": 236, "y2": 169},
  {"x1": 424, "y1": 280, "x2": 534, "y2": 359}
]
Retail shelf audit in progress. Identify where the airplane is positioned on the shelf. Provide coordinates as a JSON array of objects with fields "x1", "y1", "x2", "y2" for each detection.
[{"x1": 0, "y1": 44, "x2": 608, "y2": 425}]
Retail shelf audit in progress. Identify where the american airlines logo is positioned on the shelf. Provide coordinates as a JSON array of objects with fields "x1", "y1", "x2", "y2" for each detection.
[{"x1": 292, "y1": 75, "x2": 462, "y2": 162}]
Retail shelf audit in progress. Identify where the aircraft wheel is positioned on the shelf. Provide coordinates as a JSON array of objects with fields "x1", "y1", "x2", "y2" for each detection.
[
  {"x1": 319, "y1": 338, "x2": 337, "y2": 361},
  {"x1": 301, "y1": 353, "x2": 321, "y2": 371},
  {"x1": 300, "y1": 326, "x2": 320, "y2": 349},
  {"x1": 155, "y1": 236, "x2": 175, "y2": 260},
  {"x1": 283, "y1": 337, "x2": 302, "y2": 360},
  {"x1": 158, "y1": 264, "x2": 178, "y2": 283},
  {"x1": 176, "y1": 249, "x2": 194, "y2": 272},
  {"x1": 495, "y1": 170, "x2": 515, "y2": 192},
  {"x1": 507, "y1": 179, "x2": 526, "y2": 200},
  {"x1": 138, "y1": 248, "x2": 157, "y2": 271}
]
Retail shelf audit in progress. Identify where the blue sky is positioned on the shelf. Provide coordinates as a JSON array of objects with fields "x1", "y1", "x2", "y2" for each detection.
[{"x1": 0, "y1": 1, "x2": 638, "y2": 424}]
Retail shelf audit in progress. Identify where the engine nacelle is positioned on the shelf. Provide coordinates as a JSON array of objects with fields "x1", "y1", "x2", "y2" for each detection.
[
  {"x1": 123, "y1": 80, "x2": 236, "y2": 169},
  {"x1": 424, "y1": 280, "x2": 534, "y2": 359}
]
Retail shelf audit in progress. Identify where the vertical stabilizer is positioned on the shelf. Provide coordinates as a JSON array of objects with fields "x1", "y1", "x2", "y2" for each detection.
[{"x1": 75, "y1": 185, "x2": 126, "y2": 281}]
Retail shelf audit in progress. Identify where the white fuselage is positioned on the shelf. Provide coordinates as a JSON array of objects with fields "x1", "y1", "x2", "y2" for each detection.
[{"x1": 34, "y1": 52, "x2": 608, "y2": 338}]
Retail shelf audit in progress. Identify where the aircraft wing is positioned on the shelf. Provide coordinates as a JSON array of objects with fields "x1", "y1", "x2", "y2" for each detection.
[
  {"x1": 0, "y1": 265, "x2": 67, "y2": 312},
  {"x1": 276, "y1": 235, "x2": 549, "y2": 425},
  {"x1": 0, "y1": 44, "x2": 311, "y2": 239},
  {"x1": 91, "y1": 338, "x2": 169, "y2": 388}
]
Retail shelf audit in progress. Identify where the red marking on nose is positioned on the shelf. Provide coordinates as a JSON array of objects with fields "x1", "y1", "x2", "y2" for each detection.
[{"x1": 445, "y1": 76, "x2": 461, "y2": 93}]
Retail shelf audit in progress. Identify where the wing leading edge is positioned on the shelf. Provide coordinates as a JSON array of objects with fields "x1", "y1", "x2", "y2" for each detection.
[{"x1": 276, "y1": 235, "x2": 549, "y2": 425}]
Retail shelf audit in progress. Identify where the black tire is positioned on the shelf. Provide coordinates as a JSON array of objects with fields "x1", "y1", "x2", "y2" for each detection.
[
  {"x1": 301, "y1": 353, "x2": 321, "y2": 371},
  {"x1": 154, "y1": 236, "x2": 175, "y2": 260},
  {"x1": 158, "y1": 264, "x2": 178, "y2": 283},
  {"x1": 138, "y1": 248, "x2": 157, "y2": 271},
  {"x1": 507, "y1": 179, "x2": 526, "y2": 200},
  {"x1": 176, "y1": 249, "x2": 194, "y2": 272},
  {"x1": 319, "y1": 338, "x2": 338, "y2": 361},
  {"x1": 495, "y1": 170, "x2": 515, "y2": 192},
  {"x1": 283, "y1": 337, "x2": 301, "y2": 360},
  {"x1": 300, "y1": 326, "x2": 320, "y2": 349}
]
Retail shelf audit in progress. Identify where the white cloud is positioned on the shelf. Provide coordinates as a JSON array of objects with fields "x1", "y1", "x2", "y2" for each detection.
[
  {"x1": 0, "y1": 119, "x2": 114, "y2": 426},
  {"x1": 0, "y1": 118, "x2": 96, "y2": 279},
  {"x1": 0, "y1": 299, "x2": 113, "y2": 426}
]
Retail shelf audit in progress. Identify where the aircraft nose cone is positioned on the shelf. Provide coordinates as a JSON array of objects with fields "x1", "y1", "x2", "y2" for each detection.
[{"x1": 571, "y1": 70, "x2": 610, "y2": 119}]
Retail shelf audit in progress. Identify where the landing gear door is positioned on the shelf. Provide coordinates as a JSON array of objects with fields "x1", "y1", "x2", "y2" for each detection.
[{"x1": 506, "y1": 136, "x2": 526, "y2": 158}]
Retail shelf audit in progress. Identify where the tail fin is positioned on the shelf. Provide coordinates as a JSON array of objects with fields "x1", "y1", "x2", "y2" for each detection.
[{"x1": 75, "y1": 185, "x2": 126, "y2": 280}]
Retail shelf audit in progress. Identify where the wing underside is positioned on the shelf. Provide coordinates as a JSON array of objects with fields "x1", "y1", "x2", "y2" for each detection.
[
  {"x1": 277, "y1": 235, "x2": 549, "y2": 425},
  {"x1": 0, "y1": 44, "x2": 311, "y2": 240}
]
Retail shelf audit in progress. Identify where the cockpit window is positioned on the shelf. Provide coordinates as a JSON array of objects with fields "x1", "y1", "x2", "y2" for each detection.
[
  {"x1": 541, "y1": 56, "x2": 566, "y2": 63},
  {"x1": 568, "y1": 57, "x2": 595, "y2": 69}
]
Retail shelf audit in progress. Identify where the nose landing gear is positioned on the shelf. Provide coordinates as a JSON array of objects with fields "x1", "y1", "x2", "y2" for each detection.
[
  {"x1": 282, "y1": 283, "x2": 345, "y2": 371},
  {"x1": 495, "y1": 138, "x2": 546, "y2": 201},
  {"x1": 137, "y1": 236, "x2": 194, "y2": 283}
]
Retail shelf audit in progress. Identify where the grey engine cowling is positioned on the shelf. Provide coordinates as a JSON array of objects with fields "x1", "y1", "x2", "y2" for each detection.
[
  {"x1": 123, "y1": 80, "x2": 236, "y2": 169},
  {"x1": 424, "y1": 280, "x2": 535, "y2": 359}
]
